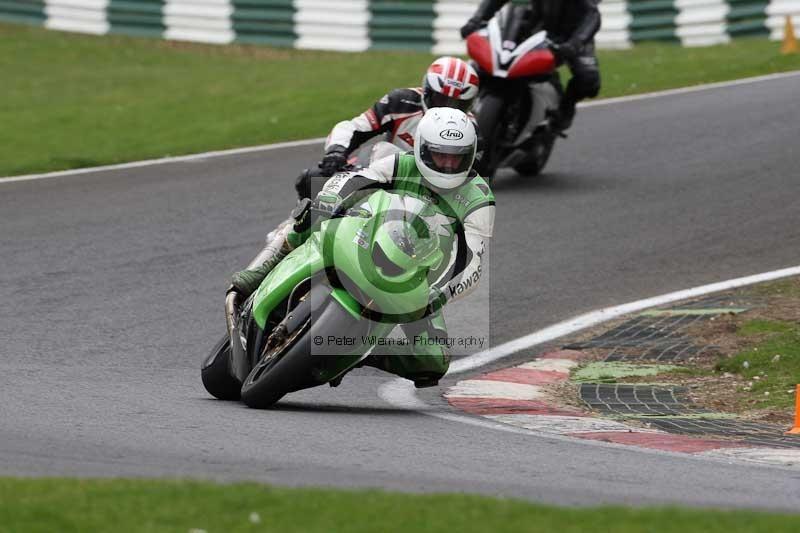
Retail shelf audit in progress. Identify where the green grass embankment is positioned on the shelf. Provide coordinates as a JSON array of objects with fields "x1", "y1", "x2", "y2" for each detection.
[
  {"x1": 1, "y1": 478, "x2": 797, "y2": 532},
  {"x1": 717, "y1": 319, "x2": 800, "y2": 411},
  {"x1": 1, "y1": 23, "x2": 799, "y2": 176}
]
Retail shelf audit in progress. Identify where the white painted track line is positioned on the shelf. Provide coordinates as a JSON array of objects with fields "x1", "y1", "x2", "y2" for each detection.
[
  {"x1": 379, "y1": 264, "x2": 800, "y2": 464},
  {"x1": 449, "y1": 266, "x2": 800, "y2": 375},
  {"x1": 0, "y1": 138, "x2": 325, "y2": 184},
  {"x1": 580, "y1": 70, "x2": 800, "y2": 109},
  {"x1": 3, "y1": 69, "x2": 798, "y2": 184}
]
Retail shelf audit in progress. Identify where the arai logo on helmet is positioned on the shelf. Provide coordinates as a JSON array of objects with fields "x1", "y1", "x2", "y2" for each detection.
[{"x1": 440, "y1": 129, "x2": 464, "y2": 141}]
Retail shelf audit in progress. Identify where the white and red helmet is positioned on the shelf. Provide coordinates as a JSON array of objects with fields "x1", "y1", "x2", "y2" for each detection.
[{"x1": 422, "y1": 57, "x2": 480, "y2": 112}]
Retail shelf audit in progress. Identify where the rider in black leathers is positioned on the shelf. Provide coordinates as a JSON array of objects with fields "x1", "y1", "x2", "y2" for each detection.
[{"x1": 461, "y1": 0, "x2": 602, "y2": 131}]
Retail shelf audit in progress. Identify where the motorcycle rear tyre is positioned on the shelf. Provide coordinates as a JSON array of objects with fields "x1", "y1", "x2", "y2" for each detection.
[
  {"x1": 513, "y1": 135, "x2": 555, "y2": 177},
  {"x1": 476, "y1": 93, "x2": 507, "y2": 181}
]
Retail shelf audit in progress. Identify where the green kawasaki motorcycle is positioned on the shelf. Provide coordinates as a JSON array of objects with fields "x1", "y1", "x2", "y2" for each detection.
[{"x1": 201, "y1": 191, "x2": 445, "y2": 409}]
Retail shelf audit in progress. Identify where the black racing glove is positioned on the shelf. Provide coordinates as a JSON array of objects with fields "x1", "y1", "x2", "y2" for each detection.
[
  {"x1": 552, "y1": 39, "x2": 581, "y2": 62},
  {"x1": 460, "y1": 17, "x2": 483, "y2": 39},
  {"x1": 291, "y1": 192, "x2": 348, "y2": 234},
  {"x1": 320, "y1": 145, "x2": 348, "y2": 177},
  {"x1": 290, "y1": 198, "x2": 314, "y2": 233}
]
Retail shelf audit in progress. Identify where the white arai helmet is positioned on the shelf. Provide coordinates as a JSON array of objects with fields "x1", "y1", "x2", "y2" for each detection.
[{"x1": 413, "y1": 107, "x2": 478, "y2": 191}]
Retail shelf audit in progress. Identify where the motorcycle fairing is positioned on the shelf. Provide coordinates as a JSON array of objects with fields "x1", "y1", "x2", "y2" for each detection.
[
  {"x1": 469, "y1": 8, "x2": 555, "y2": 80},
  {"x1": 252, "y1": 232, "x2": 325, "y2": 329},
  {"x1": 252, "y1": 190, "x2": 436, "y2": 331},
  {"x1": 320, "y1": 192, "x2": 432, "y2": 322}
]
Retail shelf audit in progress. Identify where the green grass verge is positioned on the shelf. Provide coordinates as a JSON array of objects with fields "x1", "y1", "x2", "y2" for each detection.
[
  {"x1": 571, "y1": 361, "x2": 684, "y2": 383},
  {"x1": 2, "y1": 23, "x2": 799, "y2": 176},
  {"x1": 1, "y1": 478, "x2": 797, "y2": 532},
  {"x1": 752, "y1": 278, "x2": 800, "y2": 298},
  {"x1": 716, "y1": 319, "x2": 800, "y2": 410}
]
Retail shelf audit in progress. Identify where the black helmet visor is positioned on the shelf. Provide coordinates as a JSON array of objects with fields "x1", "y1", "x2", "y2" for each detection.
[
  {"x1": 425, "y1": 89, "x2": 473, "y2": 112},
  {"x1": 420, "y1": 142, "x2": 475, "y2": 175}
]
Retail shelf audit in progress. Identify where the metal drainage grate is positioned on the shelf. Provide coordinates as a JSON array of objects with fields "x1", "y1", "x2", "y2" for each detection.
[
  {"x1": 579, "y1": 383, "x2": 713, "y2": 417},
  {"x1": 642, "y1": 417, "x2": 800, "y2": 449},
  {"x1": 564, "y1": 294, "x2": 753, "y2": 362},
  {"x1": 564, "y1": 314, "x2": 716, "y2": 361},
  {"x1": 579, "y1": 383, "x2": 800, "y2": 448}
]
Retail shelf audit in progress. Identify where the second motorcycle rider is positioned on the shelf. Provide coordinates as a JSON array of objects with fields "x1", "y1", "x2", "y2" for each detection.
[
  {"x1": 460, "y1": 0, "x2": 602, "y2": 132},
  {"x1": 295, "y1": 56, "x2": 484, "y2": 200}
]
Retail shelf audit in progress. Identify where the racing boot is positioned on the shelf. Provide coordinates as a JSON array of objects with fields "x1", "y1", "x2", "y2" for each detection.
[
  {"x1": 358, "y1": 313, "x2": 451, "y2": 388},
  {"x1": 230, "y1": 220, "x2": 293, "y2": 298},
  {"x1": 225, "y1": 220, "x2": 293, "y2": 338},
  {"x1": 551, "y1": 99, "x2": 576, "y2": 133}
]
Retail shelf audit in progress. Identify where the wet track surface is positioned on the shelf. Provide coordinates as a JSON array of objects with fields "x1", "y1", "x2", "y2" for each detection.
[{"x1": 2, "y1": 74, "x2": 800, "y2": 509}]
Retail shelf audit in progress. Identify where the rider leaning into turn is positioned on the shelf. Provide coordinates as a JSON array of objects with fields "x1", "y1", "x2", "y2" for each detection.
[
  {"x1": 295, "y1": 56, "x2": 483, "y2": 199},
  {"x1": 227, "y1": 108, "x2": 495, "y2": 388},
  {"x1": 460, "y1": 0, "x2": 601, "y2": 132}
]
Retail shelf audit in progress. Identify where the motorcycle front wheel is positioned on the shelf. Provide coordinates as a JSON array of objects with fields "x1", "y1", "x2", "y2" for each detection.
[{"x1": 240, "y1": 285, "x2": 368, "y2": 409}]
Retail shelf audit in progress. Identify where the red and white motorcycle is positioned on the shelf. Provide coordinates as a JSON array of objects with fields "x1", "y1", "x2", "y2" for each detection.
[{"x1": 466, "y1": 5, "x2": 563, "y2": 179}]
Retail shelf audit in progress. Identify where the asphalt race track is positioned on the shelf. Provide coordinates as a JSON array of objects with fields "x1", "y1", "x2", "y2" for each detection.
[{"x1": 2, "y1": 74, "x2": 800, "y2": 510}]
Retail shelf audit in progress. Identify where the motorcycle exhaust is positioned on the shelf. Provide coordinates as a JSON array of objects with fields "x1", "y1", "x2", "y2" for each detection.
[{"x1": 225, "y1": 291, "x2": 241, "y2": 343}]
